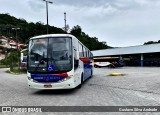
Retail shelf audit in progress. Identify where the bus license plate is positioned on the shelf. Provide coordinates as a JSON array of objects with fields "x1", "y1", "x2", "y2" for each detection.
[{"x1": 44, "y1": 84, "x2": 52, "y2": 88}]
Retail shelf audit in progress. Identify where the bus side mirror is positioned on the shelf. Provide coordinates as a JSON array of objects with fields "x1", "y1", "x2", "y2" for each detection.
[{"x1": 74, "y1": 49, "x2": 79, "y2": 60}]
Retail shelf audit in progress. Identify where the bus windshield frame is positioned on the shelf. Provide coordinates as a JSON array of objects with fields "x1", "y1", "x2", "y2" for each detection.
[{"x1": 27, "y1": 37, "x2": 72, "y2": 74}]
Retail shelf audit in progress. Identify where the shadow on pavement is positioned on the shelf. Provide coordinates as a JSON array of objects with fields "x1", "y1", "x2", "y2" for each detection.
[{"x1": 31, "y1": 88, "x2": 78, "y2": 95}]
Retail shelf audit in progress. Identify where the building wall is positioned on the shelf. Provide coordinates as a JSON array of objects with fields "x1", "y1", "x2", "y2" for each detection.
[{"x1": 0, "y1": 36, "x2": 27, "y2": 60}]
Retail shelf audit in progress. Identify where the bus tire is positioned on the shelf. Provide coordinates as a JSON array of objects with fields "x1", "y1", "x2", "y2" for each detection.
[
  {"x1": 77, "y1": 73, "x2": 83, "y2": 89},
  {"x1": 89, "y1": 70, "x2": 93, "y2": 78}
]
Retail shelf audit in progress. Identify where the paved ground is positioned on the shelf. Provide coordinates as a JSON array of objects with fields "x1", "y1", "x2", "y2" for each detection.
[{"x1": 0, "y1": 67, "x2": 160, "y2": 114}]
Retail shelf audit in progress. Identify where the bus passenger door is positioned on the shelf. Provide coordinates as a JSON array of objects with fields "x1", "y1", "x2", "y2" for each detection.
[{"x1": 74, "y1": 49, "x2": 82, "y2": 85}]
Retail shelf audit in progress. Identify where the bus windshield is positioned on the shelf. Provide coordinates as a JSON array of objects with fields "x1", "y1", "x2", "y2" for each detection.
[{"x1": 28, "y1": 37, "x2": 72, "y2": 73}]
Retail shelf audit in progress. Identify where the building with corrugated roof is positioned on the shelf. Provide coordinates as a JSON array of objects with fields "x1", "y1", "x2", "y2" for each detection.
[{"x1": 92, "y1": 43, "x2": 160, "y2": 67}]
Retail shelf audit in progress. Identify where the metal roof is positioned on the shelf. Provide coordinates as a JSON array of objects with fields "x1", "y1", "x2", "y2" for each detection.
[{"x1": 92, "y1": 43, "x2": 160, "y2": 57}]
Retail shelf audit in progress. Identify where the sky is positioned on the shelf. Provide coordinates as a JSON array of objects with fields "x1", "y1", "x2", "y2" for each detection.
[{"x1": 0, "y1": 0, "x2": 160, "y2": 47}]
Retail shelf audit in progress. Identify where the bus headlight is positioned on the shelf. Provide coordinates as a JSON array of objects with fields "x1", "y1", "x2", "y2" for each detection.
[
  {"x1": 28, "y1": 77, "x2": 32, "y2": 80},
  {"x1": 28, "y1": 77, "x2": 38, "y2": 83},
  {"x1": 59, "y1": 75, "x2": 73, "y2": 82}
]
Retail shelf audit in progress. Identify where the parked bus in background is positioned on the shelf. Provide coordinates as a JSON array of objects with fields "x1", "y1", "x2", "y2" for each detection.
[
  {"x1": 20, "y1": 49, "x2": 27, "y2": 70},
  {"x1": 27, "y1": 34, "x2": 93, "y2": 89},
  {"x1": 93, "y1": 57, "x2": 124, "y2": 68}
]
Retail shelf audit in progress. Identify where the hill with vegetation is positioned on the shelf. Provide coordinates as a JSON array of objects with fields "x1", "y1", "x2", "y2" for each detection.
[
  {"x1": 144, "y1": 40, "x2": 160, "y2": 45},
  {"x1": 0, "y1": 13, "x2": 111, "y2": 51}
]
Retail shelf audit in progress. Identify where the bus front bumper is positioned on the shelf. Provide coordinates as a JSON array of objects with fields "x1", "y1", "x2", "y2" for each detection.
[{"x1": 27, "y1": 78, "x2": 76, "y2": 89}]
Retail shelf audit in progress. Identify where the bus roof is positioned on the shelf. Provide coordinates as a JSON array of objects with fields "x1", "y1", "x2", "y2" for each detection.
[
  {"x1": 30, "y1": 34, "x2": 75, "y2": 40},
  {"x1": 29, "y1": 34, "x2": 92, "y2": 53}
]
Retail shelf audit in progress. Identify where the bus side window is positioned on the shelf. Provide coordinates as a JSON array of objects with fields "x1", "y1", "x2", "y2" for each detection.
[
  {"x1": 89, "y1": 51, "x2": 91, "y2": 58},
  {"x1": 74, "y1": 49, "x2": 79, "y2": 69},
  {"x1": 79, "y1": 43, "x2": 83, "y2": 57},
  {"x1": 83, "y1": 46, "x2": 86, "y2": 57},
  {"x1": 86, "y1": 49, "x2": 89, "y2": 58}
]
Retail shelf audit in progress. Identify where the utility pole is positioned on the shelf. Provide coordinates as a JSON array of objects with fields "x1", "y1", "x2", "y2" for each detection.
[
  {"x1": 12, "y1": 28, "x2": 20, "y2": 49},
  {"x1": 43, "y1": 0, "x2": 53, "y2": 34},
  {"x1": 64, "y1": 12, "x2": 67, "y2": 32},
  {"x1": 12, "y1": 27, "x2": 20, "y2": 70}
]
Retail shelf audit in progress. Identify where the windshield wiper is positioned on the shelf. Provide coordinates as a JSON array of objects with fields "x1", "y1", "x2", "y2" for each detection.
[
  {"x1": 33, "y1": 51, "x2": 47, "y2": 72},
  {"x1": 34, "y1": 58, "x2": 47, "y2": 72}
]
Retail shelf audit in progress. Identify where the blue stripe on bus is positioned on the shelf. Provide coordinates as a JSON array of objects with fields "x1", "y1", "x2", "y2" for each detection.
[
  {"x1": 31, "y1": 74, "x2": 67, "y2": 82},
  {"x1": 83, "y1": 62, "x2": 92, "y2": 81}
]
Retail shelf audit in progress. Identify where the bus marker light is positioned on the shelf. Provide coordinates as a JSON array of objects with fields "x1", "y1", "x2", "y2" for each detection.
[{"x1": 64, "y1": 78, "x2": 67, "y2": 81}]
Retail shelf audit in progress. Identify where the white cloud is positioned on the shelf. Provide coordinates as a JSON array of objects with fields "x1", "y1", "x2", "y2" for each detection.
[
  {"x1": 1, "y1": 0, "x2": 160, "y2": 47},
  {"x1": 27, "y1": 0, "x2": 45, "y2": 12}
]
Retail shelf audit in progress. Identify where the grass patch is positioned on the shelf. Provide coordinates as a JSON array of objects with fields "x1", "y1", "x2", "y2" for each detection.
[{"x1": 6, "y1": 69, "x2": 27, "y2": 74}]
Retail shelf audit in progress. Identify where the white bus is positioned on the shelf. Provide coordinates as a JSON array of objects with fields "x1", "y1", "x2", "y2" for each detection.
[
  {"x1": 20, "y1": 49, "x2": 27, "y2": 70},
  {"x1": 27, "y1": 34, "x2": 93, "y2": 89},
  {"x1": 94, "y1": 57, "x2": 124, "y2": 68}
]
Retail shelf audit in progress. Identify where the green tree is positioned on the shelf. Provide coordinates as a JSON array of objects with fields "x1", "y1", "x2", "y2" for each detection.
[
  {"x1": 70, "y1": 25, "x2": 82, "y2": 36},
  {"x1": 6, "y1": 50, "x2": 20, "y2": 71},
  {"x1": 144, "y1": 41, "x2": 156, "y2": 45},
  {"x1": 70, "y1": 25, "x2": 112, "y2": 50}
]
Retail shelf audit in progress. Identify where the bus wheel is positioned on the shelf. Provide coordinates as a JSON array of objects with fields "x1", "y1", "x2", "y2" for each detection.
[
  {"x1": 94, "y1": 65, "x2": 97, "y2": 68},
  {"x1": 77, "y1": 74, "x2": 83, "y2": 89}
]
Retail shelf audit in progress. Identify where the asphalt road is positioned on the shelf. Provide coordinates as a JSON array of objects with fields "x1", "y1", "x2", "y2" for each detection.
[{"x1": 0, "y1": 67, "x2": 160, "y2": 114}]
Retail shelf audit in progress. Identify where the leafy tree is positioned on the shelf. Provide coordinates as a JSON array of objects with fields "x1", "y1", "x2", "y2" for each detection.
[
  {"x1": 6, "y1": 50, "x2": 20, "y2": 71},
  {"x1": 70, "y1": 25, "x2": 112, "y2": 50},
  {"x1": 143, "y1": 39, "x2": 160, "y2": 45},
  {"x1": 0, "y1": 13, "x2": 66, "y2": 44},
  {"x1": 144, "y1": 41, "x2": 154, "y2": 45},
  {"x1": 70, "y1": 25, "x2": 82, "y2": 36}
]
